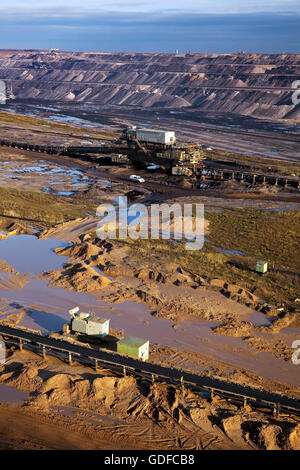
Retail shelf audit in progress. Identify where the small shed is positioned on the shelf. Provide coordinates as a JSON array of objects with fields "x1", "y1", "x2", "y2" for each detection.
[
  {"x1": 256, "y1": 261, "x2": 268, "y2": 274},
  {"x1": 71, "y1": 312, "x2": 110, "y2": 337},
  {"x1": 117, "y1": 336, "x2": 149, "y2": 361}
]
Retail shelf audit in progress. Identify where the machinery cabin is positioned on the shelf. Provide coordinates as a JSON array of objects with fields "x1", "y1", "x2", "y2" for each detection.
[{"x1": 69, "y1": 307, "x2": 110, "y2": 337}]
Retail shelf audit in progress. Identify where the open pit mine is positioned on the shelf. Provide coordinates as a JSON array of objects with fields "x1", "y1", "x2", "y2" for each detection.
[
  {"x1": 0, "y1": 48, "x2": 299, "y2": 452},
  {"x1": 0, "y1": 50, "x2": 299, "y2": 120}
]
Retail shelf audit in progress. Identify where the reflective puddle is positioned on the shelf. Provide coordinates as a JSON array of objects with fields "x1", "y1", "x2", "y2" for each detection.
[
  {"x1": 0, "y1": 235, "x2": 70, "y2": 273},
  {"x1": 0, "y1": 384, "x2": 28, "y2": 404}
]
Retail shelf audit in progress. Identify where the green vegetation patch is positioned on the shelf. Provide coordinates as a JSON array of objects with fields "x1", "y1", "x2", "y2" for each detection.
[
  {"x1": 0, "y1": 186, "x2": 96, "y2": 227},
  {"x1": 206, "y1": 209, "x2": 300, "y2": 272},
  {"x1": 0, "y1": 111, "x2": 115, "y2": 140},
  {"x1": 121, "y1": 208, "x2": 300, "y2": 309}
]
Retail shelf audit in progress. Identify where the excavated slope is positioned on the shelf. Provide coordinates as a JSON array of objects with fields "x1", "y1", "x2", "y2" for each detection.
[{"x1": 0, "y1": 50, "x2": 300, "y2": 119}]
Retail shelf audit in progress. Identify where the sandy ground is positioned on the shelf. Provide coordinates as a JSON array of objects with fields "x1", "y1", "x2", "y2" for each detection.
[
  {"x1": 0, "y1": 349, "x2": 300, "y2": 450},
  {"x1": 0, "y1": 404, "x2": 138, "y2": 450},
  {"x1": 0, "y1": 112, "x2": 299, "y2": 450},
  {"x1": 0, "y1": 214, "x2": 298, "y2": 395},
  {"x1": 28, "y1": 221, "x2": 298, "y2": 394},
  {"x1": 0, "y1": 151, "x2": 297, "y2": 396}
]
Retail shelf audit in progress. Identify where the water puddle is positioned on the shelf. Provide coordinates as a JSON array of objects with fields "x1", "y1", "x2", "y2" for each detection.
[
  {"x1": 47, "y1": 114, "x2": 98, "y2": 128},
  {"x1": 0, "y1": 279, "x2": 101, "y2": 332},
  {"x1": 214, "y1": 247, "x2": 246, "y2": 256},
  {"x1": 205, "y1": 208, "x2": 223, "y2": 214},
  {"x1": 247, "y1": 311, "x2": 272, "y2": 326},
  {"x1": 261, "y1": 206, "x2": 299, "y2": 213},
  {"x1": 0, "y1": 279, "x2": 235, "y2": 355},
  {"x1": 0, "y1": 159, "x2": 94, "y2": 192},
  {"x1": 43, "y1": 188, "x2": 75, "y2": 196},
  {"x1": 0, "y1": 235, "x2": 70, "y2": 273},
  {"x1": 2, "y1": 164, "x2": 50, "y2": 173},
  {"x1": 0, "y1": 384, "x2": 28, "y2": 404}
]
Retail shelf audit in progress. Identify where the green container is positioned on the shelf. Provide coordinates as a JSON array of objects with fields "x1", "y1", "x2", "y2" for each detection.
[
  {"x1": 256, "y1": 261, "x2": 268, "y2": 274},
  {"x1": 117, "y1": 336, "x2": 149, "y2": 361}
]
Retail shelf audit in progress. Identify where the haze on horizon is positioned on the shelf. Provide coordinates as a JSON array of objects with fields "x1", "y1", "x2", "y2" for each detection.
[{"x1": 0, "y1": 0, "x2": 299, "y2": 53}]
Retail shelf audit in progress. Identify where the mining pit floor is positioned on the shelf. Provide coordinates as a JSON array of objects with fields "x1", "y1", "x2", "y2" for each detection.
[{"x1": 0, "y1": 107, "x2": 299, "y2": 450}]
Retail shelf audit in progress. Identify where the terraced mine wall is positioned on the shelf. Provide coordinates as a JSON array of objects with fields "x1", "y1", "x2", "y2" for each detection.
[{"x1": 0, "y1": 50, "x2": 300, "y2": 119}]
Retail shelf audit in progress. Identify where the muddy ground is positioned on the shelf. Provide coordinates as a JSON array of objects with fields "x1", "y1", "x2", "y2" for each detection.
[
  {"x1": 0, "y1": 212, "x2": 299, "y2": 397},
  {"x1": 0, "y1": 109, "x2": 299, "y2": 450},
  {"x1": 1, "y1": 349, "x2": 300, "y2": 450},
  {"x1": 34, "y1": 219, "x2": 299, "y2": 395}
]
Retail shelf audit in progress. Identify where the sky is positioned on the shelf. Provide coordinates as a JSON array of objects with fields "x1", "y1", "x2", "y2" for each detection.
[{"x1": 0, "y1": 1, "x2": 299, "y2": 53}]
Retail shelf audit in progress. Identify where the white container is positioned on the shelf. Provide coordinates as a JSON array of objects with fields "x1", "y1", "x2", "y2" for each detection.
[
  {"x1": 136, "y1": 128, "x2": 176, "y2": 145},
  {"x1": 71, "y1": 315, "x2": 110, "y2": 336}
]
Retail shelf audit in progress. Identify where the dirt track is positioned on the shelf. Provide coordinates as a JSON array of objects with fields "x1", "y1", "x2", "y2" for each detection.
[{"x1": 0, "y1": 405, "x2": 136, "y2": 450}]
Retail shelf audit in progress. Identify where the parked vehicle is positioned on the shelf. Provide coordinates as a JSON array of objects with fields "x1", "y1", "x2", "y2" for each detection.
[
  {"x1": 129, "y1": 174, "x2": 145, "y2": 183},
  {"x1": 146, "y1": 164, "x2": 160, "y2": 171}
]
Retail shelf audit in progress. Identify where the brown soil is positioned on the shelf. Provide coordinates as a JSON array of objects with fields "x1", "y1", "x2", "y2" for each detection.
[
  {"x1": 29, "y1": 223, "x2": 300, "y2": 396},
  {"x1": 0, "y1": 349, "x2": 299, "y2": 450},
  {"x1": 0, "y1": 259, "x2": 29, "y2": 291},
  {"x1": 39, "y1": 234, "x2": 271, "y2": 321},
  {"x1": 42, "y1": 261, "x2": 111, "y2": 294}
]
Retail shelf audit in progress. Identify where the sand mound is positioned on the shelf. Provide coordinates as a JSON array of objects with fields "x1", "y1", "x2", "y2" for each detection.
[
  {"x1": 213, "y1": 318, "x2": 294, "y2": 361},
  {"x1": 91, "y1": 376, "x2": 118, "y2": 403},
  {"x1": 0, "y1": 260, "x2": 15, "y2": 275},
  {"x1": 222, "y1": 415, "x2": 250, "y2": 448},
  {"x1": 258, "y1": 312, "x2": 296, "y2": 333},
  {"x1": 0, "y1": 272, "x2": 29, "y2": 291},
  {"x1": 136, "y1": 267, "x2": 210, "y2": 289},
  {"x1": 41, "y1": 373, "x2": 75, "y2": 394},
  {"x1": 221, "y1": 284, "x2": 260, "y2": 308},
  {"x1": 213, "y1": 320, "x2": 253, "y2": 337},
  {"x1": 257, "y1": 424, "x2": 285, "y2": 450},
  {"x1": 189, "y1": 406, "x2": 217, "y2": 433},
  {"x1": 6, "y1": 222, "x2": 34, "y2": 236},
  {"x1": 41, "y1": 262, "x2": 111, "y2": 293},
  {"x1": 54, "y1": 242, "x2": 102, "y2": 263},
  {"x1": 40, "y1": 373, "x2": 87, "y2": 406},
  {"x1": 5, "y1": 362, "x2": 44, "y2": 392},
  {"x1": 0, "y1": 259, "x2": 29, "y2": 291},
  {"x1": 0, "y1": 310, "x2": 26, "y2": 326},
  {"x1": 244, "y1": 336, "x2": 292, "y2": 361},
  {"x1": 209, "y1": 278, "x2": 225, "y2": 288},
  {"x1": 0, "y1": 222, "x2": 34, "y2": 240},
  {"x1": 289, "y1": 424, "x2": 300, "y2": 450},
  {"x1": 128, "y1": 382, "x2": 209, "y2": 428},
  {"x1": 36, "y1": 372, "x2": 141, "y2": 412},
  {"x1": 90, "y1": 375, "x2": 141, "y2": 411},
  {"x1": 127, "y1": 382, "x2": 178, "y2": 422},
  {"x1": 38, "y1": 218, "x2": 85, "y2": 240},
  {"x1": 1, "y1": 346, "x2": 298, "y2": 450}
]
